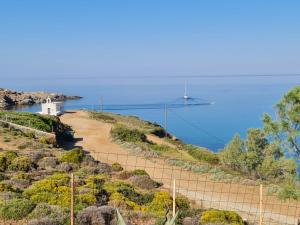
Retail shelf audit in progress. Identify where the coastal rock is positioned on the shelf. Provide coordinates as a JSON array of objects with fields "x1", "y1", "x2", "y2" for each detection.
[{"x1": 0, "y1": 88, "x2": 82, "y2": 108}]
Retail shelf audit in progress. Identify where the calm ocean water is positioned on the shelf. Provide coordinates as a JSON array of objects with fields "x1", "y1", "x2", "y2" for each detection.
[{"x1": 2, "y1": 76, "x2": 299, "y2": 151}]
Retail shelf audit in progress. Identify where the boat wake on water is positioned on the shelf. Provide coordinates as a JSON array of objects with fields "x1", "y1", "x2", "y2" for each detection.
[{"x1": 66, "y1": 97, "x2": 214, "y2": 111}]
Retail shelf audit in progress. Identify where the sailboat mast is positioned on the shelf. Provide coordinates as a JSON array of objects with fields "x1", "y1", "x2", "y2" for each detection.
[{"x1": 184, "y1": 81, "x2": 187, "y2": 97}]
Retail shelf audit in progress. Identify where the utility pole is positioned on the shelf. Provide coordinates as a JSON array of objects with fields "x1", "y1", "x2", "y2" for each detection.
[
  {"x1": 164, "y1": 104, "x2": 168, "y2": 136},
  {"x1": 100, "y1": 97, "x2": 104, "y2": 112}
]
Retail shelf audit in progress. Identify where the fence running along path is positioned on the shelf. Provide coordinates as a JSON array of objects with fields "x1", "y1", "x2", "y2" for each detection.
[{"x1": 86, "y1": 150, "x2": 300, "y2": 225}]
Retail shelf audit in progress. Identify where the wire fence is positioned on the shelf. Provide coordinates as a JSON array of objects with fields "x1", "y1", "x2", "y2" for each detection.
[
  {"x1": 0, "y1": 150, "x2": 299, "y2": 225},
  {"x1": 85, "y1": 151, "x2": 300, "y2": 225}
]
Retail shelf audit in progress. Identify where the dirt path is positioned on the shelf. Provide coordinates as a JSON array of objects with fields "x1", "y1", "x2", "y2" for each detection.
[{"x1": 60, "y1": 111, "x2": 299, "y2": 225}]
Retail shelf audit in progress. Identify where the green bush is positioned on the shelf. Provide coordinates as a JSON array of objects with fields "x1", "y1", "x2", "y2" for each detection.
[
  {"x1": 3, "y1": 151, "x2": 18, "y2": 163},
  {"x1": 145, "y1": 191, "x2": 172, "y2": 216},
  {"x1": 111, "y1": 125, "x2": 147, "y2": 143},
  {"x1": 175, "y1": 195, "x2": 190, "y2": 211},
  {"x1": 131, "y1": 169, "x2": 149, "y2": 176},
  {"x1": 0, "y1": 156, "x2": 7, "y2": 172},
  {"x1": 0, "y1": 198, "x2": 36, "y2": 220},
  {"x1": 278, "y1": 185, "x2": 300, "y2": 200},
  {"x1": 23, "y1": 173, "x2": 71, "y2": 207},
  {"x1": 200, "y1": 209, "x2": 244, "y2": 225},
  {"x1": 9, "y1": 156, "x2": 36, "y2": 172},
  {"x1": 89, "y1": 112, "x2": 116, "y2": 123},
  {"x1": 0, "y1": 151, "x2": 18, "y2": 171},
  {"x1": 185, "y1": 145, "x2": 219, "y2": 164},
  {"x1": 111, "y1": 162, "x2": 123, "y2": 172},
  {"x1": 60, "y1": 148, "x2": 85, "y2": 164},
  {"x1": 149, "y1": 144, "x2": 174, "y2": 153},
  {"x1": 0, "y1": 111, "x2": 65, "y2": 134}
]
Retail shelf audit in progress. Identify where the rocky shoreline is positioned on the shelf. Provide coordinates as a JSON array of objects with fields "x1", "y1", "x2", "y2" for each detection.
[{"x1": 0, "y1": 88, "x2": 82, "y2": 108}]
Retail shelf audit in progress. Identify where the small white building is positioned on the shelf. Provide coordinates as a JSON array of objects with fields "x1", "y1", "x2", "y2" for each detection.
[{"x1": 40, "y1": 97, "x2": 63, "y2": 116}]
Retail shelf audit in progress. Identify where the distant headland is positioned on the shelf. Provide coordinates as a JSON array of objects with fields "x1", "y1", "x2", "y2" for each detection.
[{"x1": 0, "y1": 88, "x2": 82, "y2": 108}]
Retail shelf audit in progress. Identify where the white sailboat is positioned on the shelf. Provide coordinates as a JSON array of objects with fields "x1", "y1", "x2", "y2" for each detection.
[{"x1": 183, "y1": 81, "x2": 190, "y2": 100}]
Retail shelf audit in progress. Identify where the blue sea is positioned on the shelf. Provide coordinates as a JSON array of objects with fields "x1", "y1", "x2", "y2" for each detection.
[{"x1": 2, "y1": 75, "x2": 299, "y2": 152}]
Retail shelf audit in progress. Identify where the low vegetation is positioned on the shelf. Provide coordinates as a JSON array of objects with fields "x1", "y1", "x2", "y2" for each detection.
[
  {"x1": 0, "y1": 122, "x2": 245, "y2": 225},
  {"x1": 0, "y1": 111, "x2": 72, "y2": 143}
]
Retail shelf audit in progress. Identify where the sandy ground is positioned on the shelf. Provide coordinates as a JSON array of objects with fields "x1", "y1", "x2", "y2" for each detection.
[{"x1": 60, "y1": 110, "x2": 300, "y2": 225}]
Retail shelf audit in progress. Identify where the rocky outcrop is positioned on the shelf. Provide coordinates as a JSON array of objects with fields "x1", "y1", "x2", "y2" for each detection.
[{"x1": 0, "y1": 88, "x2": 82, "y2": 108}]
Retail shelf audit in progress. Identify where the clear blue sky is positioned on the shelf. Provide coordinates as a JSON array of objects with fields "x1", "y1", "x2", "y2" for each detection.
[{"x1": 0, "y1": 0, "x2": 299, "y2": 79}]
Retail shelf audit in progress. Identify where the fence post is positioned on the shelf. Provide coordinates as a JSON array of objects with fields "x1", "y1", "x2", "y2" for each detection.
[
  {"x1": 260, "y1": 184, "x2": 263, "y2": 225},
  {"x1": 173, "y1": 179, "x2": 176, "y2": 217},
  {"x1": 70, "y1": 173, "x2": 74, "y2": 225}
]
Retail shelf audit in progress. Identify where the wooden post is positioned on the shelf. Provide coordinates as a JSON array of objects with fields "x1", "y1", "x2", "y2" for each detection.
[
  {"x1": 173, "y1": 179, "x2": 176, "y2": 217},
  {"x1": 260, "y1": 184, "x2": 263, "y2": 225},
  {"x1": 70, "y1": 173, "x2": 74, "y2": 225}
]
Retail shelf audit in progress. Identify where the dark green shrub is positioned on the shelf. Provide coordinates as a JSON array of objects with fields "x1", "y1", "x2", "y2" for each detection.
[
  {"x1": 111, "y1": 125, "x2": 147, "y2": 143},
  {"x1": 61, "y1": 148, "x2": 85, "y2": 164},
  {"x1": 0, "y1": 198, "x2": 36, "y2": 220},
  {"x1": 111, "y1": 162, "x2": 123, "y2": 172},
  {"x1": 185, "y1": 145, "x2": 220, "y2": 164},
  {"x1": 116, "y1": 185, "x2": 154, "y2": 205},
  {"x1": 0, "y1": 156, "x2": 7, "y2": 172},
  {"x1": 0, "y1": 151, "x2": 18, "y2": 171},
  {"x1": 3, "y1": 151, "x2": 18, "y2": 163},
  {"x1": 200, "y1": 209, "x2": 243, "y2": 225},
  {"x1": 176, "y1": 195, "x2": 191, "y2": 211},
  {"x1": 9, "y1": 156, "x2": 36, "y2": 172}
]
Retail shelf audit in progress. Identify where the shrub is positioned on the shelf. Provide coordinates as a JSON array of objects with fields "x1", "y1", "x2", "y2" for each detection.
[
  {"x1": 129, "y1": 175, "x2": 161, "y2": 190},
  {"x1": 111, "y1": 125, "x2": 147, "y2": 143},
  {"x1": 38, "y1": 157, "x2": 59, "y2": 169},
  {"x1": 23, "y1": 173, "x2": 71, "y2": 207},
  {"x1": 278, "y1": 185, "x2": 300, "y2": 200},
  {"x1": 3, "y1": 151, "x2": 18, "y2": 163},
  {"x1": 149, "y1": 144, "x2": 174, "y2": 153},
  {"x1": 77, "y1": 206, "x2": 116, "y2": 225},
  {"x1": 89, "y1": 112, "x2": 116, "y2": 123},
  {"x1": 9, "y1": 156, "x2": 36, "y2": 172},
  {"x1": 111, "y1": 162, "x2": 123, "y2": 172},
  {"x1": 0, "y1": 151, "x2": 18, "y2": 171},
  {"x1": 132, "y1": 169, "x2": 149, "y2": 176},
  {"x1": 0, "y1": 155, "x2": 7, "y2": 172},
  {"x1": 200, "y1": 209, "x2": 243, "y2": 225},
  {"x1": 0, "y1": 198, "x2": 36, "y2": 220},
  {"x1": 146, "y1": 191, "x2": 172, "y2": 216},
  {"x1": 117, "y1": 185, "x2": 154, "y2": 205},
  {"x1": 176, "y1": 195, "x2": 190, "y2": 211},
  {"x1": 185, "y1": 145, "x2": 219, "y2": 165},
  {"x1": 18, "y1": 142, "x2": 32, "y2": 150},
  {"x1": 0, "y1": 111, "x2": 67, "y2": 134},
  {"x1": 61, "y1": 148, "x2": 85, "y2": 164},
  {"x1": 28, "y1": 203, "x2": 69, "y2": 222}
]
